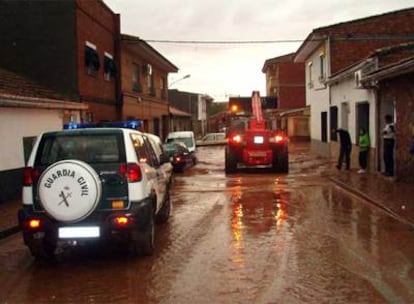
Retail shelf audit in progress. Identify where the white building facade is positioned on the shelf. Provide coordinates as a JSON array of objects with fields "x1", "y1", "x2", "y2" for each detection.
[{"x1": 0, "y1": 95, "x2": 86, "y2": 203}]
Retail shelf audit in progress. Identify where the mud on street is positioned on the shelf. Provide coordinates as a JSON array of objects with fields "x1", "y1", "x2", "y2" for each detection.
[{"x1": 0, "y1": 143, "x2": 413, "y2": 303}]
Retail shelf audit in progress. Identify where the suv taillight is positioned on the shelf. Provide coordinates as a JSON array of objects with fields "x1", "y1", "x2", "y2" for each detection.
[
  {"x1": 229, "y1": 133, "x2": 243, "y2": 145},
  {"x1": 119, "y1": 163, "x2": 142, "y2": 183},
  {"x1": 112, "y1": 215, "x2": 131, "y2": 227},
  {"x1": 23, "y1": 167, "x2": 40, "y2": 186}
]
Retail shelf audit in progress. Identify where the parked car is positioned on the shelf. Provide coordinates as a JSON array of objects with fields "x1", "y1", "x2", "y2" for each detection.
[
  {"x1": 163, "y1": 142, "x2": 196, "y2": 172},
  {"x1": 196, "y1": 132, "x2": 227, "y2": 146},
  {"x1": 18, "y1": 121, "x2": 171, "y2": 260},
  {"x1": 165, "y1": 131, "x2": 196, "y2": 153}
]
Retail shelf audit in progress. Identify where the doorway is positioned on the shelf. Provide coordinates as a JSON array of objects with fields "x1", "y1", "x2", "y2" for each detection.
[
  {"x1": 356, "y1": 102, "x2": 370, "y2": 136},
  {"x1": 321, "y1": 112, "x2": 327, "y2": 142}
]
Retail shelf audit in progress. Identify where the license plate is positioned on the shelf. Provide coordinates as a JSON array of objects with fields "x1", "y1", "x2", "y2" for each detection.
[
  {"x1": 254, "y1": 136, "x2": 264, "y2": 144},
  {"x1": 249, "y1": 151, "x2": 266, "y2": 157},
  {"x1": 58, "y1": 226, "x2": 100, "y2": 238}
]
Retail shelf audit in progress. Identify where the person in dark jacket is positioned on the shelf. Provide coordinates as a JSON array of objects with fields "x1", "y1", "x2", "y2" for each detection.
[
  {"x1": 382, "y1": 114, "x2": 395, "y2": 176},
  {"x1": 333, "y1": 128, "x2": 352, "y2": 170}
]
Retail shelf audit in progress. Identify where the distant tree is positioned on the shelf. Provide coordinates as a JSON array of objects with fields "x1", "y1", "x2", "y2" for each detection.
[{"x1": 208, "y1": 102, "x2": 228, "y2": 116}]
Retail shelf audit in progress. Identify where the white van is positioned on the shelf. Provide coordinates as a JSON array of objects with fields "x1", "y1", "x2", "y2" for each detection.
[
  {"x1": 196, "y1": 132, "x2": 226, "y2": 146},
  {"x1": 165, "y1": 131, "x2": 196, "y2": 153}
]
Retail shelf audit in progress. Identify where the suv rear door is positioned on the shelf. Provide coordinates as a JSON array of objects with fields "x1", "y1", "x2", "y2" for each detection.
[{"x1": 32, "y1": 129, "x2": 129, "y2": 211}]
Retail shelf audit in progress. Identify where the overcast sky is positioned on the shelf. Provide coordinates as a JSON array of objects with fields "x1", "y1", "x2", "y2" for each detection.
[{"x1": 105, "y1": 0, "x2": 413, "y2": 101}]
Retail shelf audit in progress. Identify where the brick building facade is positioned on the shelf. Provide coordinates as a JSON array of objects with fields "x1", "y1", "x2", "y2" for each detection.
[
  {"x1": 319, "y1": 8, "x2": 414, "y2": 75},
  {"x1": 363, "y1": 52, "x2": 414, "y2": 182},
  {"x1": 120, "y1": 34, "x2": 178, "y2": 140},
  {"x1": 262, "y1": 53, "x2": 305, "y2": 110},
  {"x1": 0, "y1": 0, "x2": 121, "y2": 123},
  {"x1": 262, "y1": 53, "x2": 308, "y2": 140},
  {"x1": 76, "y1": 0, "x2": 121, "y2": 122},
  {"x1": 382, "y1": 73, "x2": 414, "y2": 182}
]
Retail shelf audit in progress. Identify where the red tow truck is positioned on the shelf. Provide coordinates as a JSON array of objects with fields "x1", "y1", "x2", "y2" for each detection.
[{"x1": 224, "y1": 91, "x2": 289, "y2": 174}]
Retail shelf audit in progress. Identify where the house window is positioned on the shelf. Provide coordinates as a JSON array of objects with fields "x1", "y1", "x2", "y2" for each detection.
[
  {"x1": 319, "y1": 52, "x2": 326, "y2": 82},
  {"x1": 103, "y1": 52, "x2": 117, "y2": 81},
  {"x1": 132, "y1": 63, "x2": 141, "y2": 92},
  {"x1": 145, "y1": 64, "x2": 155, "y2": 96},
  {"x1": 307, "y1": 61, "x2": 313, "y2": 88},
  {"x1": 85, "y1": 41, "x2": 100, "y2": 76},
  {"x1": 161, "y1": 77, "x2": 166, "y2": 99}
]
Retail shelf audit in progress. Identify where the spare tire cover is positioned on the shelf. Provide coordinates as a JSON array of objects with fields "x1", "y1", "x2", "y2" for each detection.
[{"x1": 38, "y1": 160, "x2": 102, "y2": 223}]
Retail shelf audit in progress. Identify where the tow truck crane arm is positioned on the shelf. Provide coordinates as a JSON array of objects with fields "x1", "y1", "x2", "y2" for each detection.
[{"x1": 250, "y1": 91, "x2": 265, "y2": 130}]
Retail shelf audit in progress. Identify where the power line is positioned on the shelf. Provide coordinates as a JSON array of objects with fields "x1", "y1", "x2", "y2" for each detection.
[
  {"x1": 0, "y1": 36, "x2": 412, "y2": 46},
  {"x1": 145, "y1": 35, "x2": 414, "y2": 45},
  {"x1": 146, "y1": 39, "x2": 304, "y2": 45}
]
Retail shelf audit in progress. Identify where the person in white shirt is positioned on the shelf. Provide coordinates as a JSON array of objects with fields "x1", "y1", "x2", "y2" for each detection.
[{"x1": 382, "y1": 114, "x2": 395, "y2": 176}]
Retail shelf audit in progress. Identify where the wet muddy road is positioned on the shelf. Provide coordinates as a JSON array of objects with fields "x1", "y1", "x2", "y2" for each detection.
[{"x1": 1, "y1": 143, "x2": 414, "y2": 303}]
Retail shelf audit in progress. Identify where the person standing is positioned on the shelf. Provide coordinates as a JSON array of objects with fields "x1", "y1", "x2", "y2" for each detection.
[
  {"x1": 382, "y1": 114, "x2": 395, "y2": 176},
  {"x1": 333, "y1": 128, "x2": 352, "y2": 170},
  {"x1": 357, "y1": 128, "x2": 370, "y2": 173}
]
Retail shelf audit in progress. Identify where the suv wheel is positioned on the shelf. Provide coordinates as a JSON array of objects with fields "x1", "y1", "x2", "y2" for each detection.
[
  {"x1": 225, "y1": 147, "x2": 237, "y2": 174},
  {"x1": 272, "y1": 152, "x2": 289, "y2": 173},
  {"x1": 130, "y1": 203, "x2": 155, "y2": 256},
  {"x1": 156, "y1": 188, "x2": 171, "y2": 224}
]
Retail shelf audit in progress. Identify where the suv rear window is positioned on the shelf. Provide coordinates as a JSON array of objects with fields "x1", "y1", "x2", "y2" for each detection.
[{"x1": 35, "y1": 132, "x2": 125, "y2": 166}]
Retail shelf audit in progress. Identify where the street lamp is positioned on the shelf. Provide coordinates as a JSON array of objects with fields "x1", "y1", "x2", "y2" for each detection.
[{"x1": 169, "y1": 74, "x2": 191, "y2": 88}]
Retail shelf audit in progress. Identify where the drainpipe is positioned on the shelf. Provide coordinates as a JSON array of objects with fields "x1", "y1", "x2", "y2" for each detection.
[
  {"x1": 375, "y1": 84, "x2": 381, "y2": 173},
  {"x1": 114, "y1": 13, "x2": 122, "y2": 120},
  {"x1": 327, "y1": 35, "x2": 332, "y2": 160}
]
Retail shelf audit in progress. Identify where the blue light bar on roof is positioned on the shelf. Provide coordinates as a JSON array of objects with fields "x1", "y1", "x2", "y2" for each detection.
[
  {"x1": 63, "y1": 120, "x2": 143, "y2": 130},
  {"x1": 99, "y1": 120, "x2": 143, "y2": 129},
  {"x1": 63, "y1": 122, "x2": 96, "y2": 129}
]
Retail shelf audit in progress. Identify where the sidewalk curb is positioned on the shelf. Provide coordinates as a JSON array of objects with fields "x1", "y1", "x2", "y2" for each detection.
[
  {"x1": 329, "y1": 177, "x2": 414, "y2": 229},
  {"x1": 0, "y1": 225, "x2": 20, "y2": 240}
]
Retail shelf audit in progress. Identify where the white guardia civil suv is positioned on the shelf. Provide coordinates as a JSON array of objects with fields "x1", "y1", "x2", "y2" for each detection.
[{"x1": 18, "y1": 121, "x2": 171, "y2": 260}]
